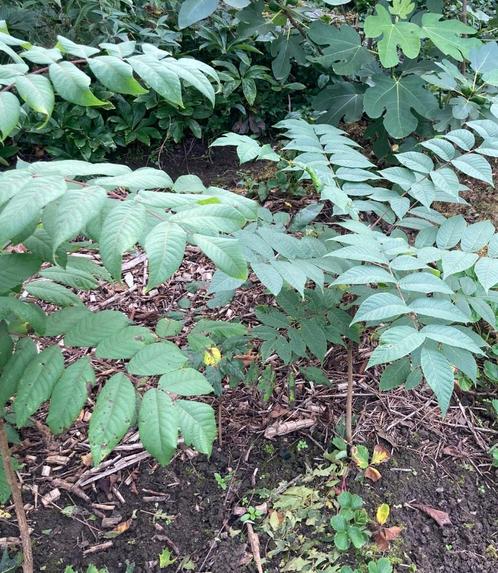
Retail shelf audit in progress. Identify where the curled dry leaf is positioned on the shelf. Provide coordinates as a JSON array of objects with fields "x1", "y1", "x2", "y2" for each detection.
[
  {"x1": 412, "y1": 503, "x2": 451, "y2": 527},
  {"x1": 371, "y1": 444, "x2": 391, "y2": 465},
  {"x1": 374, "y1": 526, "x2": 402, "y2": 551},
  {"x1": 365, "y1": 466, "x2": 382, "y2": 482}
]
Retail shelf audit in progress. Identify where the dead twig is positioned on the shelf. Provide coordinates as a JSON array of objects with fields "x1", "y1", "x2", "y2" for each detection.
[
  {"x1": 346, "y1": 342, "x2": 354, "y2": 445},
  {"x1": 0, "y1": 419, "x2": 33, "y2": 573},
  {"x1": 246, "y1": 523, "x2": 263, "y2": 573}
]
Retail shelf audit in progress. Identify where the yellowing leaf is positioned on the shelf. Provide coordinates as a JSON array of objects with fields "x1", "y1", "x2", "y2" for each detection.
[
  {"x1": 376, "y1": 503, "x2": 390, "y2": 525},
  {"x1": 351, "y1": 444, "x2": 369, "y2": 469},
  {"x1": 203, "y1": 346, "x2": 222, "y2": 366},
  {"x1": 371, "y1": 444, "x2": 391, "y2": 465}
]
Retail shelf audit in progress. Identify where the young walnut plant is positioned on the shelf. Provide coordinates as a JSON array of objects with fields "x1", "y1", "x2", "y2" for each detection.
[
  {"x1": 0, "y1": 160, "x2": 260, "y2": 508},
  {"x1": 216, "y1": 114, "x2": 498, "y2": 419}
]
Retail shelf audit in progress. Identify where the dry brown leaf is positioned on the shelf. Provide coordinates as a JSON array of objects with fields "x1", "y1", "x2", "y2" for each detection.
[
  {"x1": 374, "y1": 526, "x2": 402, "y2": 551},
  {"x1": 364, "y1": 467, "x2": 382, "y2": 482},
  {"x1": 412, "y1": 503, "x2": 451, "y2": 526},
  {"x1": 371, "y1": 444, "x2": 391, "y2": 465}
]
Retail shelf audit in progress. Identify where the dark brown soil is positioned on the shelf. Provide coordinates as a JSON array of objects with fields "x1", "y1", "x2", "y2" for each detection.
[
  {"x1": 2, "y1": 431, "x2": 496, "y2": 573},
  {"x1": 350, "y1": 434, "x2": 498, "y2": 573}
]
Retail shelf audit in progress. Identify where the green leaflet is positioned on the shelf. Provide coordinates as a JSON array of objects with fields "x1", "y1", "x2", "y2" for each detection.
[
  {"x1": 0, "y1": 338, "x2": 37, "y2": 409},
  {"x1": 0, "y1": 176, "x2": 66, "y2": 245},
  {"x1": 451, "y1": 153, "x2": 493, "y2": 184},
  {"x1": 398, "y1": 272, "x2": 453, "y2": 294},
  {"x1": 48, "y1": 61, "x2": 106, "y2": 107},
  {"x1": 64, "y1": 310, "x2": 129, "y2": 347},
  {"x1": 351, "y1": 293, "x2": 409, "y2": 324},
  {"x1": 474, "y1": 257, "x2": 498, "y2": 292},
  {"x1": 176, "y1": 399, "x2": 216, "y2": 455},
  {"x1": 421, "y1": 325, "x2": 484, "y2": 355},
  {"x1": 26, "y1": 279, "x2": 84, "y2": 307},
  {"x1": 127, "y1": 55, "x2": 183, "y2": 107},
  {"x1": 144, "y1": 222, "x2": 187, "y2": 290},
  {"x1": 380, "y1": 358, "x2": 411, "y2": 390},
  {"x1": 46, "y1": 186, "x2": 107, "y2": 252},
  {"x1": 95, "y1": 326, "x2": 156, "y2": 359},
  {"x1": 368, "y1": 326, "x2": 425, "y2": 367},
  {"x1": 178, "y1": 0, "x2": 218, "y2": 29},
  {"x1": 14, "y1": 345, "x2": 64, "y2": 427},
  {"x1": 251, "y1": 262, "x2": 284, "y2": 296},
  {"x1": 47, "y1": 357, "x2": 95, "y2": 434},
  {"x1": 441, "y1": 251, "x2": 479, "y2": 278},
  {"x1": 100, "y1": 200, "x2": 146, "y2": 279},
  {"x1": 0, "y1": 253, "x2": 42, "y2": 294},
  {"x1": 88, "y1": 55, "x2": 148, "y2": 96},
  {"x1": 0, "y1": 297, "x2": 46, "y2": 335},
  {"x1": 127, "y1": 342, "x2": 188, "y2": 376},
  {"x1": 421, "y1": 344, "x2": 454, "y2": 416},
  {"x1": 436, "y1": 215, "x2": 466, "y2": 249},
  {"x1": 91, "y1": 167, "x2": 173, "y2": 191},
  {"x1": 332, "y1": 266, "x2": 395, "y2": 286},
  {"x1": 460, "y1": 221, "x2": 495, "y2": 253},
  {"x1": 409, "y1": 297, "x2": 470, "y2": 323},
  {"x1": 0, "y1": 92, "x2": 20, "y2": 140},
  {"x1": 159, "y1": 368, "x2": 214, "y2": 396},
  {"x1": 0, "y1": 323, "x2": 13, "y2": 373},
  {"x1": 192, "y1": 234, "x2": 248, "y2": 280},
  {"x1": 89, "y1": 373, "x2": 136, "y2": 465},
  {"x1": 15, "y1": 74, "x2": 54, "y2": 120},
  {"x1": 139, "y1": 389, "x2": 178, "y2": 465}
]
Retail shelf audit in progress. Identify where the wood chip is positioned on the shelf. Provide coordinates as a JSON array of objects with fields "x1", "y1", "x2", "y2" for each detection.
[
  {"x1": 46, "y1": 455, "x2": 70, "y2": 465},
  {"x1": 83, "y1": 541, "x2": 113, "y2": 556},
  {"x1": 101, "y1": 515, "x2": 123, "y2": 529},
  {"x1": 41, "y1": 488, "x2": 61, "y2": 507},
  {"x1": 264, "y1": 418, "x2": 315, "y2": 438},
  {"x1": 51, "y1": 479, "x2": 91, "y2": 503}
]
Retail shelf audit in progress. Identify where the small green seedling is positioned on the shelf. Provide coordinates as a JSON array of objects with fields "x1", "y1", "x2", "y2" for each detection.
[
  {"x1": 159, "y1": 547, "x2": 176, "y2": 568},
  {"x1": 214, "y1": 471, "x2": 233, "y2": 491},
  {"x1": 240, "y1": 505, "x2": 263, "y2": 524},
  {"x1": 296, "y1": 439, "x2": 309, "y2": 452},
  {"x1": 330, "y1": 491, "x2": 369, "y2": 551}
]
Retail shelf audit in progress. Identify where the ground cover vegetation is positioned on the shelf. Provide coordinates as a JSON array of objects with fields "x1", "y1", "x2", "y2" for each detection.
[{"x1": 0, "y1": 1, "x2": 497, "y2": 572}]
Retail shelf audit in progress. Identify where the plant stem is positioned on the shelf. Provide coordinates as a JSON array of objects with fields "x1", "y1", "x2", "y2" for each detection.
[
  {"x1": 461, "y1": 0, "x2": 468, "y2": 74},
  {"x1": 345, "y1": 342, "x2": 354, "y2": 446},
  {"x1": 0, "y1": 419, "x2": 33, "y2": 573}
]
